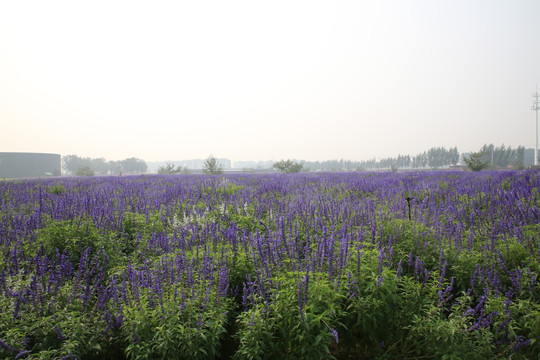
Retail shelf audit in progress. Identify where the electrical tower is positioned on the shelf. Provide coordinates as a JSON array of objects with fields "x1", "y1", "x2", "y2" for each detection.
[{"x1": 534, "y1": 87, "x2": 540, "y2": 166}]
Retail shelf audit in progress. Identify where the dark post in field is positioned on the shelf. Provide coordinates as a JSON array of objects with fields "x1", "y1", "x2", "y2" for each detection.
[{"x1": 406, "y1": 196, "x2": 414, "y2": 221}]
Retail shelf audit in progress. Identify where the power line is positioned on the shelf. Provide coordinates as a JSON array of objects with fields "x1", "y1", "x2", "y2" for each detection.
[{"x1": 533, "y1": 86, "x2": 539, "y2": 166}]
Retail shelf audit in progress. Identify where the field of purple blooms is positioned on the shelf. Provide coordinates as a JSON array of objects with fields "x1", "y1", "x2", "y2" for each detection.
[{"x1": 0, "y1": 170, "x2": 539, "y2": 359}]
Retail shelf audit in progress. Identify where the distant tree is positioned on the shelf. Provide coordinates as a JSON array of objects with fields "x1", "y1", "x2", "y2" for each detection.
[
  {"x1": 75, "y1": 166, "x2": 95, "y2": 176},
  {"x1": 427, "y1": 147, "x2": 442, "y2": 168},
  {"x1": 412, "y1": 152, "x2": 428, "y2": 169},
  {"x1": 121, "y1": 158, "x2": 148, "y2": 174},
  {"x1": 91, "y1": 158, "x2": 109, "y2": 175},
  {"x1": 481, "y1": 144, "x2": 495, "y2": 166},
  {"x1": 464, "y1": 151, "x2": 490, "y2": 171},
  {"x1": 513, "y1": 146, "x2": 525, "y2": 169},
  {"x1": 108, "y1": 160, "x2": 123, "y2": 174},
  {"x1": 203, "y1": 155, "x2": 224, "y2": 175},
  {"x1": 62, "y1": 155, "x2": 77, "y2": 174},
  {"x1": 158, "y1": 162, "x2": 177, "y2": 174},
  {"x1": 158, "y1": 162, "x2": 188, "y2": 174},
  {"x1": 273, "y1": 159, "x2": 303, "y2": 173},
  {"x1": 63, "y1": 155, "x2": 91, "y2": 175},
  {"x1": 425, "y1": 146, "x2": 460, "y2": 168},
  {"x1": 477, "y1": 143, "x2": 527, "y2": 168},
  {"x1": 449, "y1": 147, "x2": 460, "y2": 165},
  {"x1": 62, "y1": 155, "x2": 150, "y2": 175}
]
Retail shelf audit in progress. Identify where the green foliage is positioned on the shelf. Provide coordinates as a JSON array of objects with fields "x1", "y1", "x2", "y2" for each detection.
[
  {"x1": 121, "y1": 157, "x2": 148, "y2": 174},
  {"x1": 34, "y1": 217, "x2": 114, "y2": 267},
  {"x1": 62, "y1": 155, "x2": 91, "y2": 175},
  {"x1": 2, "y1": 172, "x2": 539, "y2": 359},
  {"x1": 445, "y1": 250, "x2": 484, "y2": 293},
  {"x1": 228, "y1": 252, "x2": 256, "y2": 298},
  {"x1": 157, "y1": 162, "x2": 189, "y2": 174},
  {"x1": 203, "y1": 155, "x2": 224, "y2": 175},
  {"x1": 339, "y1": 265, "x2": 413, "y2": 358},
  {"x1": 480, "y1": 143, "x2": 526, "y2": 168},
  {"x1": 397, "y1": 291, "x2": 538, "y2": 360},
  {"x1": 123, "y1": 290, "x2": 230, "y2": 360},
  {"x1": 273, "y1": 159, "x2": 304, "y2": 173},
  {"x1": 522, "y1": 223, "x2": 540, "y2": 259},
  {"x1": 119, "y1": 211, "x2": 166, "y2": 259},
  {"x1": 403, "y1": 298, "x2": 494, "y2": 359},
  {"x1": 501, "y1": 177, "x2": 514, "y2": 191},
  {"x1": 234, "y1": 307, "x2": 277, "y2": 360},
  {"x1": 234, "y1": 273, "x2": 341, "y2": 360},
  {"x1": 75, "y1": 166, "x2": 95, "y2": 176},
  {"x1": 0, "y1": 281, "x2": 125, "y2": 360},
  {"x1": 48, "y1": 184, "x2": 65, "y2": 195},
  {"x1": 216, "y1": 182, "x2": 245, "y2": 196},
  {"x1": 515, "y1": 299, "x2": 540, "y2": 356},
  {"x1": 464, "y1": 151, "x2": 490, "y2": 171},
  {"x1": 63, "y1": 154, "x2": 148, "y2": 175},
  {"x1": 497, "y1": 237, "x2": 530, "y2": 269}
]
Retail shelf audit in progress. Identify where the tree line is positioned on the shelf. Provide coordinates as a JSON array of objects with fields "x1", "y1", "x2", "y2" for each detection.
[
  {"x1": 478, "y1": 144, "x2": 525, "y2": 168},
  {"x1": 302, "y1": 146, "x2": 460, "y2": 171},
  {"x1": 302, "y1": 145, "x2": 526, "y2": 172},
  {"x1": 62, "y1": 144, "x2": 528, "y2": 176},
  {"x1": 62, "y1": 155, "x2": 148, "y2": 176},
  {"x1": 464, "y1": 144, "x2": 525, "y2": 171}
]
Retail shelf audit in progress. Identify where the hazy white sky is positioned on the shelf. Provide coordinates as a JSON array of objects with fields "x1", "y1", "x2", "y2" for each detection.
[{"x1": 1, "y1": 0, "x2": 539, "y2": 162}]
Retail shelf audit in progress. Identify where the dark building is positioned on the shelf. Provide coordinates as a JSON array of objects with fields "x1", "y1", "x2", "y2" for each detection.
[{"x1": 0, "y1": 152, "x2": 61, "y2": 179}]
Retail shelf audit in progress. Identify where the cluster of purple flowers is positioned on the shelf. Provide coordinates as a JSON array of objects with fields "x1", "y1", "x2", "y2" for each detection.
[{"x1": 0, "y1": 169, "x2": 538, "y2": 357}]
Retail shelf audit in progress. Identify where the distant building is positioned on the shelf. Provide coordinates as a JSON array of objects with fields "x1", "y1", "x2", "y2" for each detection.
[
  {"x1": 180, "y1": 159, "x2": 205, "y2": 169},
  {"x1": 0, "y1": 152, "x2": 61, "y2": 178},
  {"x1": 233, "y1": 160, "x2": 274, "y2": 169},
  {"x1": 217, "y1": 158, "x2": 231, "y2": 169}
]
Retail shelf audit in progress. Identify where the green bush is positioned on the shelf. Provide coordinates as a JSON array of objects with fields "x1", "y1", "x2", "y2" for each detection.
[
  {"x1": 33, "y1": 217, "x2": 116, "y2": 269},
  {"x1": 234, "y1": 272, "x2": 342, "y2": 359},
  {"x1": 123, "y1": 290, "x2": 230, "y2": 360}
]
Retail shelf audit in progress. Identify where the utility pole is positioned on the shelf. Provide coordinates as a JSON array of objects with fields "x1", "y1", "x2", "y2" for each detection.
[{"x1": 533, "y1": 86, "x2": 540, "y2": 166}]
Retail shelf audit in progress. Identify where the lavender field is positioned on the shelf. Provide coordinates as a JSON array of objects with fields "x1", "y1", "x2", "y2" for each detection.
[{"x1": 0, "y1": 170, "x2": 539, "y2": 359}]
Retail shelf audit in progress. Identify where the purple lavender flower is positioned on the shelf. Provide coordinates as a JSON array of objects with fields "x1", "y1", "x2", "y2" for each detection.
[
  {"x1": 438, "y1": 277, "x2": 454, "y2": 301},
  {"x1": 131, "y1": 322, "x2": 140, "y2": 344},
  {"x1": 331, "y1": 328, "x2": 339, "y2": 343},
  {"x1": 217, "y1": 266, "x2": 229, "y2": 298},
  {"x1": 54, "y1": 325, "x2": 65, "y2": 341},
  {"x1": 414, "y1": 256, "x2": 424, "y2": 280},
  {"x1": 470, "y1": 264, "x2": 481, "y2": 289},
  {"x1": 0, "y1": 338, "x2": 16, "y2": 352},
  {"x1": 15, "y1": 350, "x2": 30, "y2": 359},
  {"x1": 396, "y1": 259, "x2": 403, "y2": 278},
  {"x1": 407, "y1": 252, "x2": 414, "y2": 267},
  {"x1": 513, "y1": 336, "x2": 532, "y2": 353}
]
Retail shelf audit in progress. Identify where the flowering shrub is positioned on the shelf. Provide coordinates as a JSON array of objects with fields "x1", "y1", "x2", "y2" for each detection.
[{"x1": 0, "y1": 170, "x2": 539, "y2": 359}]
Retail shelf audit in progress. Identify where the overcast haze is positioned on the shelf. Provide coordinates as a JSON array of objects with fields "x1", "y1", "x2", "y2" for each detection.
[{"x1": 1, "y1": 0, "x2": 539, "y2": 162}]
